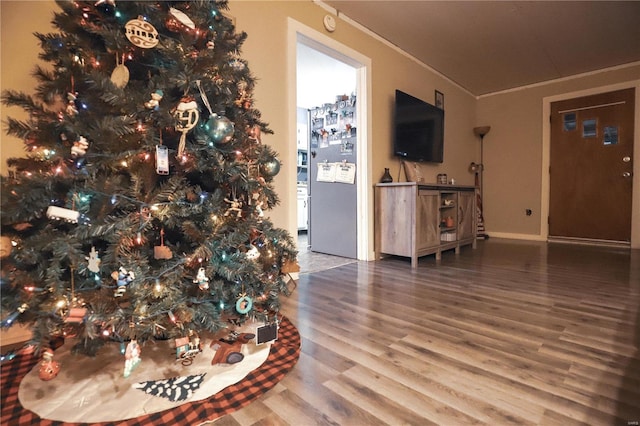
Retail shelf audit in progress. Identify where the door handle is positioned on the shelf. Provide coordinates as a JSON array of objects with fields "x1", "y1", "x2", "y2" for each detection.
[{"x1": 623, "y1": 172, "x2": 632, "y2": 178}]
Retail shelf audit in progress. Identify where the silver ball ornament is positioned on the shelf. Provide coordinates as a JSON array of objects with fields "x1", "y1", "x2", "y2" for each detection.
[
  {"x1": 260, "y1": 158, "x2": 281, "y2": 177},
  {"x1": 204, "y1": 113, "x2": 234, "y2": 144}
]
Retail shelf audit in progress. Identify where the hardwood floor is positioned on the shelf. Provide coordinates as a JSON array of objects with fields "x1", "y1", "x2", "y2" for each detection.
[{"x1": 207, "y1": 239, "x2": 640, "y2": 425}]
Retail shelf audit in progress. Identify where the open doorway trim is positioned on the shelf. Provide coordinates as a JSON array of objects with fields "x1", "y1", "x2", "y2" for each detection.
[{"x1": 287, "y1": 18, "x2": 374, "y2": 261}]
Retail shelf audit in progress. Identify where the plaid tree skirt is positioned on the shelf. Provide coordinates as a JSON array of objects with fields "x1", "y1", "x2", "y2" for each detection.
[{"x1": 1, "y1": 317, "x2": 300, "y2": 426}]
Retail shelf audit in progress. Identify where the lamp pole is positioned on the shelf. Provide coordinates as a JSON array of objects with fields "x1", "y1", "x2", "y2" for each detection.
[{"x1": 473, "y1": 126, "x2": 491, "y2": 239}]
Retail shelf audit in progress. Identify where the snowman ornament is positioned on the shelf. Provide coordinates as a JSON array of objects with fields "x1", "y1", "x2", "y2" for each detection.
[{"x1": 193, "y1": 267, "x2": 209, "y2": 290}]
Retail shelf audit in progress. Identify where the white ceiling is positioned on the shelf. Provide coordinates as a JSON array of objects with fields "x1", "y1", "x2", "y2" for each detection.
[
  {"x1": 321, "y1": 1, "x2": 640, "y2": 96},
  {"x1": 296, "y1": 42, "x2": 356, "y2": 108}
]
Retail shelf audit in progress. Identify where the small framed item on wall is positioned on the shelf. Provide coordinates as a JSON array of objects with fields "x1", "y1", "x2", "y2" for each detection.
[{"x1": 435, "y1": 90, "x2": 444, "y2": 109}]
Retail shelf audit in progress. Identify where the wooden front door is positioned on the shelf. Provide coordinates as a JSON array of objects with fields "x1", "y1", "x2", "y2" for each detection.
[{"x1": 549, "y1": 88, "x2": 635, "y2": 243}]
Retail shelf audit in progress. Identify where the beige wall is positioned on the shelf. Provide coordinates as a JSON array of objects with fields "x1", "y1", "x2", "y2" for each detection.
[
  {"x1": 1, "y1": 1, "x2": 57, "y2": 170},
  {"x1": 2, "y1": 1, "x2": 638, "y2": 251},
  {"x1": 228, "y1": 1, "x2": 478, "y2": 254}
]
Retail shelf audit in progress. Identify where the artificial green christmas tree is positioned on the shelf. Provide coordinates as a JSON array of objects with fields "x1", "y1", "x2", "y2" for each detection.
[{"x1": 1, "y1": 0, "x2": 297, "y2": 364}]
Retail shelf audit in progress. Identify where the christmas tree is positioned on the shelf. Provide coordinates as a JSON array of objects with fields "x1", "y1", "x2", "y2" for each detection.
[{"x1": 1, "y1": 0, "x2": 297, "y2": 359}]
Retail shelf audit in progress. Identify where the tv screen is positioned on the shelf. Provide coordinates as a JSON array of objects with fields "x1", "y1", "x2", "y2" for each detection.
[{"x1": 393, "y1": 90, "x2": 444, "y2": 163}]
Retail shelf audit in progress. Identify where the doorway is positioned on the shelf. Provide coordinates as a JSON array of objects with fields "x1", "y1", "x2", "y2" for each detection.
[
  {"x1": 549, "y1": 88, "x2": 635, "y2": 244},
  {"x1": 289, "y1": 19, "x2": 372, "y2": 271}
]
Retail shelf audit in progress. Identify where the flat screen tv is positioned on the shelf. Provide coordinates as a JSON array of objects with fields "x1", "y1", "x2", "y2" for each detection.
[{"x1": 393, "y1": 89, "x2": 444, "y2": 163}]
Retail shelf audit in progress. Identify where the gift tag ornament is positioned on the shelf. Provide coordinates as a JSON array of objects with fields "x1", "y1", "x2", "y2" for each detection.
[
  {"x1": 125, "y1": 16, "x2": 159, "y2": 48},
  {"x1": 155, "y1": 144, "x2": 169, "y2": 175}
]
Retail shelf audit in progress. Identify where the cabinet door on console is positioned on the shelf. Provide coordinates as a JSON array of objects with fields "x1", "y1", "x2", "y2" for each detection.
[
  {"x1": 378, "y1": 185, "x2": 414, "y2": 257},
  {"x1": 416, "y1": 190, "x2": 439, "y2": 250},
  {"x1": 457, "y1": 191, "x2": 475, "y2": 241}
]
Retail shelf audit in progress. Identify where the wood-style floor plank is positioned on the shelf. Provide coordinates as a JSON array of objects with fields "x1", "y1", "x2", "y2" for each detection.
[{"x1": 204, "y1": 239, "x2": 640, "y2": 425}]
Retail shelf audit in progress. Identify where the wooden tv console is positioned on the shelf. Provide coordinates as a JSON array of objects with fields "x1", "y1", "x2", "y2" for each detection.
[{"x1": 375, "y1": 182, "x2": 477, "y2": 268}]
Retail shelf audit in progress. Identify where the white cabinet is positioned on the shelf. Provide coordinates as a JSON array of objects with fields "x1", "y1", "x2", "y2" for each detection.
[
  {"x1": 375, "y1": 182, "x2": 476, "y2": 268},
  {"x1": 297, "y1": 185, "x2": 308, "y2": 230}
]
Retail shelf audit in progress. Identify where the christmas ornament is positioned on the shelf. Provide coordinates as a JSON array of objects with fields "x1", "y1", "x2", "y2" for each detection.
[
  {"x1": 125, "y1": 16, "x2": 159, "y2": 49},
  {"x1": 260, "y1": 158, "x2": 281, "y2": 177},
  {"x1": 66, "y1": 92, "x2": 79, "y2": 116},
  {"x1": 224, "y1": 197, "x2": 243, "y2": 218},
  {"x1": 155, "y1": 144, "x2": 169, "y2": 175},
  {"x1": 112, "y1": 266, "x2": 135, "y2": 297},
  {"x1": 246, "y1": 245, "x2": 260, "y2": 261},
  {"x1": 110, "y1": 55, "x2": 129, "y2": 88},
  {"x1": 229, "y1": 52, "x2": 245, "y2": 71},
  {"x1": 168, "y1": 7, "x2": 195, "y2": 31},
  {"x1": 64, "y1": 307, "x2": 87, "y2": 323},
  {"x1": 153, "y1": 228, "x2": 173, "y2": 259},
  {"x1": 86, "y1": 246, "x2": 101, "y2": 273},
  {"x1": 204, "y1": 113, "x2": 234, "y2": 144},
  {"x1": 210, "y1": 332, "x2": 255, "y2": 365},
  {"x1": 247, "y1": 124, "x2": 262, "y2": 143},
  {"x1": 0, "y1": 236, "x2": 13, "y2": 258},
  {"x1": 46, "y1": 206, "x2": 90, "y2": 225},
  {"x1": 144, "y1": 89, "x2": 163, "y2": 110},
  {"x1": 38, "y1": 349, "x2": 61, "y2": 381},
  {"x1": 133, "y1": 374, "x2": 205, "y2": 402},
  {"x1": 174, "y1": 97, "x2": 200, "y2": 156},
  {"x1": 70, "y1": 136, "x2": 89, "y2": 158},
  {"x1": 193, "y1": 267, "x2": 209, "y2": 290},
  {"x1": 235, "y1": 293, "x2": 253, "y2": 314},
  {"x1": 235, "y1": 80, "x2": 252, "y2": 109},
  {"x1": 123, "y1": 339, "x2": 141, "y2": 378},
  {"x1": 175, "y1": 333, "x2": 202, "y2": 365}
]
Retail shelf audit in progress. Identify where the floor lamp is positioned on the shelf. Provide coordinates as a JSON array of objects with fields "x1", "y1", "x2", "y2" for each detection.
[{"x1": 472, "y1": 126, "x2": 491, "y2": 239}]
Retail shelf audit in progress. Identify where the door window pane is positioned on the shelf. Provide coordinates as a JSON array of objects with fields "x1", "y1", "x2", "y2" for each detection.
[
  {"x1": 603, "y1": 126, "x2": 618, "y2": 145},
  {"x1": 563, "y1": 112, "x2": 576, "y2": 131},
  {"x1": 582, "y1": 119, "x2": 597, "y2": 138}
]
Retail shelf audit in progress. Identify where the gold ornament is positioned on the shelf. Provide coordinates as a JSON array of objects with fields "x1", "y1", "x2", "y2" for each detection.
[
  {"x1": 125, "y1": 16, "x2": 159, "y2": 49},
  {"x1": 0, "y1": 236, "x2": 13, "y2": 258},
  {"x1": 111, "y1": 55, "x2": 129, "y2": 88}
]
